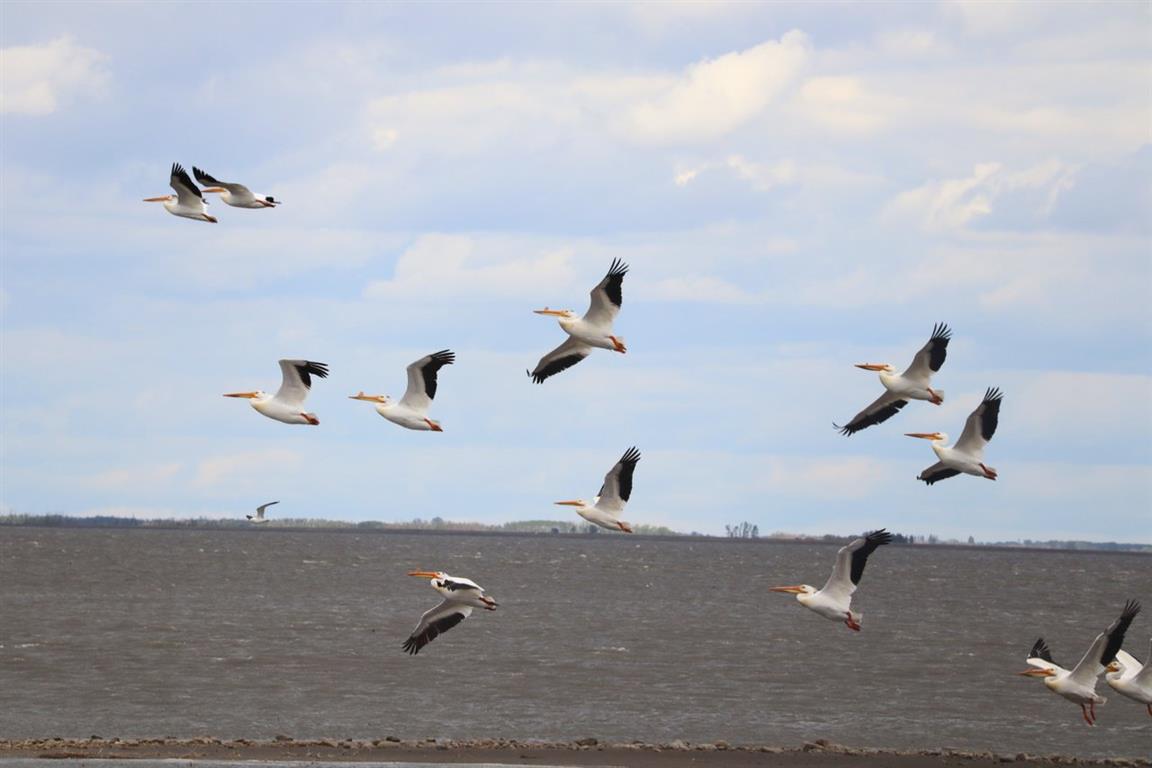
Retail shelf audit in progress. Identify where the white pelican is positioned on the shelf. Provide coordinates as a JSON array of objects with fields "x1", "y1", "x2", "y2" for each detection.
[
  {"x1": 193, "y1": 166, "x2": 280, "y2": 208},
  {"x1": 143, "y1": 163, "x2": 217, "y2": 223},
  {"x1": 247, "y1": 500, "x2": 278, "y2": 524},
  {"x1": 349, "y1": 350, "x2": 454, "y2": 432},
  {"x1": 554, "y1": 447, "x2": 641, "y2": 533},
  {"x1": 224, "y1": 359, "x2": 329, "y2": 425},
  {"x1": 836, "y1": 323, "x2": 951, "y2": 435},
  {"x1": 1019, "y1": 600, "x2": 1141, "y2": 726},
  {"x1": 1106, "y1": 638, "x2": 1152, "y2": 718},
  {"x1": 403, "y1": 570, "x2": 497, "y2": 655},
  {"x1": 528, "y1": 259, "x2": 628, "y2": 384},
  {"x1": 907, "y1": 387, "x2": 1003, "y2": 484},
  {"x1": 771, "y1": 529, "x2": 893, "y2": 632}
]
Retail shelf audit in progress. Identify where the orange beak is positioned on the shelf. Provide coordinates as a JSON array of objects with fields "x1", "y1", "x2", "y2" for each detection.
[
  {"x1": 770, "y1": 586, "x2": 807, "y2": 594},
  {"x1": 349, "y1": 392, "x2": 387, "y2": 403},
  {"x1": 223, "y1": 392, "x2": 260, "y2": 398},
  {"x1": 905, "y1": 432, "x2": 943, "y2": 440},
  {"x1": 855, "y1": 363, "x2": 888, "y2": 371},
  {"x1": 1017, "y1": 668, "x2": 1054, "y2": 677},
  {"x1": 201, "y1": 187, "x2": 227, "y2": 194},
  {"x1": 554, "y1": 500, "x2": 583, "y2": 506},
  {"x1": 143, "y1": 196, "x2": 171, "y2": 202},
  {"x1": 534, "y1": 308, "x2": 570, "y2": 316},
  {"x1": 407, "y1": 570, "x2": 440, "y2": 579}
]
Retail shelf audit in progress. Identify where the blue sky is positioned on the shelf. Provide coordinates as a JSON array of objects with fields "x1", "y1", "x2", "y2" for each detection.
[{"x1": 1, "y1": 1, "x2": 1149, "y2": 541}]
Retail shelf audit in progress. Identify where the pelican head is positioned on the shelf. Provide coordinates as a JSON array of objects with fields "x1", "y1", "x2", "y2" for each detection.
[
  {"x1": 534, "y1": 308, "x2": 577, "y2": 319},
  {"x1": 223, "y1": 389, "x2": 268, "y2": 401},
  {"x1": 349, "y1": 391, "x2": 391, "y2": 406},
  {"x1": 856, "y1": 363, "x2": 895, "y2": 373},
  {"x1": 1105, "y1": 661, "x2": 1122, "y2": 675},
  {"x1": 905, "y1": 431, "x2": 948, "y2": 444}
]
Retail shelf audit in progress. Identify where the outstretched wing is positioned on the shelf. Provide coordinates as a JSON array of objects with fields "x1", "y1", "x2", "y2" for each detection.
[
  {"x1": 955, "y1": 387, "x2": 1003, "y2": 455},
  {"x1": 822, "y1": 529, "x2": 892, "y2": 600},
  {"x1": 1069, "y1": 600, "x2": 1141, "y2": 686},
  {"x1": 583, "y1": 259, "x2": 628, "y2": 327},
  {"x1": 835, "y1": 391, "x2": 908, "y2": 436},
  {"x1": 903, "y1": 323, "x2": 951, "y2": 382},
  {"x1": 917, "y1": 461, "x2": 961, "y2": 486},
  {"x1": 400, "y1": 350, "x2": 455, "y2": 412},
  {"x1": 596, "y1": 447, "x2": 641, "y2": 512},
  {"x1": 274, "y1": 359, "x2": 329, "y2": 406},
  {"x1": 402, "y1": 600, "x2": 472, "y2": 655},
  {"x1": 192, "y1": 166, "x2": 253, "y2": 197},
  {"x1": 169, "y1": 163, "x2": 203, "y2": 206},
  {"x1": 528, "y1": 336, "x2": 591, "y2": 384},
  {"x1": 255, "y1": 500, "x2": 279, "y2": 516}
]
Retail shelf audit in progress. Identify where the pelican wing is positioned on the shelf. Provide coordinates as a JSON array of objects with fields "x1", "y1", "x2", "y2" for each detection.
[
  {"x1": 821, "y1": 529, "x2": 892, "y2": 601},
  {"x1": 836, "y1": 391, "x2": 908, "y2": 436},
  {"x1": 596, "y1": 447, "x2": 641, "y2": 512},
  {"x1": 583, "y1": 258, "x2": 628, "y2": 327},
  {"x1": 903, "y1": 323, "x2": 951, "y2": 381},
  {"x1": 399, "y1": 350, "x2": 455, "y2": 411},
  {"x1": 917, "y1": 461, "x2": 961, "y2": 486},
  {"x1": 955, "y1": 387, "x2": 1003, "y2": 455},
  {"x1": 528, "y1": 336, "x2": 591, "y2": 384},
  {"x1": 192, "y1": 166, "x2": 253, "y2": 197},
  {"x1": 1069, "y1": 600, "x2": 1141, "y2": 686},
  {"x1": 1027, "y1": 637, "x2": 1059, "y2": 667},
  {"x1": 274, "y1": 359, "x2": 329, "y2": 406},
  {"x1": 169, "y1": 163, "x2": 203, "y2": 206},
  {"x1": 402, "y1": 600, "x2": 473, "y2": 655}
]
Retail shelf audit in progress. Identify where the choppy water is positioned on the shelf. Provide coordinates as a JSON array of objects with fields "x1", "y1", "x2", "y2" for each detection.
[{"x1": 0, "y1": 528, "x2": 1148, "y2": 757}]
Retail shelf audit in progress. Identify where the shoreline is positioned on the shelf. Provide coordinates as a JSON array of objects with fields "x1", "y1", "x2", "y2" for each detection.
[{"x1": 1, "y1": 738, "x2": 1148, "y2": 767}]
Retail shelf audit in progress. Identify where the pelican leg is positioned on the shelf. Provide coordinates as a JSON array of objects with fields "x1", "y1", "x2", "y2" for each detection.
[
  {"x1": 979, "y1": 463, "x2": 997, "y2": 480},
  {"x1": 424, "y1": 418, "x2": 443, "y2": 432},
  {"x1": 1080, "y1": 704, "x2": 1093, "y2": 726},
  {"x1": 844, "y1": 613, "x2": 861, "y2": 632},
  {"x1": 1146, "y1": 703, "x2": 1151, "y2": 718},
  {"x1": 927, "y1": 387, "x2": 942, "y2": 405},
  {"x1": 1089, "y1": 701, "x2": 1096, "y2": 723}
]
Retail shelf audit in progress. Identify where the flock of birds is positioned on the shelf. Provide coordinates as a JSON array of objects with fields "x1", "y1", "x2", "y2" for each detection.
[{"x1": 145, "y1": 163, "x2": 1149, "y2": 725}]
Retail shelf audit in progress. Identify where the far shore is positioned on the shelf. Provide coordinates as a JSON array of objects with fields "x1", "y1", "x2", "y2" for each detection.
[{"x1": 0, "y1": 738, "x2": 1148, "y2": 767}]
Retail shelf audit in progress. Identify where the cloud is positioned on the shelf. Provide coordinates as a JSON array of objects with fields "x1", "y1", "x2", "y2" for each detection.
[
  {"x1": 793, "y1": 76, "x2": 888, "y2": 136},
  {"x1": 0, "y1": 36, "x2": 107, "y2": 115},
  {"x1": 194, "y1": 449, "x2": 303, "y2": 490},
  {"x1": 624, "y1": 30, "x2": 810, "y2": 142},
  {"x1": 674, "y1": 155, "x2": 797, "y2": 191},
  {"x1": 85, "y1": 462, "x2": 185, "y2": 491}
]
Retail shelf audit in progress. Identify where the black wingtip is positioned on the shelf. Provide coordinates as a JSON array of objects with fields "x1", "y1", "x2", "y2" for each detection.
[
  {"x1": 931, "y1": 322, "x2": 952, "y2": 341},
  {"x1": 1028, "y1": 637, "x2": 1054, "y2": 663},
  {"x1": 984, "y1": 387, "x2": 1004, "y2": 403},
  {"x1": 430, "y1": 349, "x2": 456, "y2": 365},
  {"x1": 606, "y1": 257, "x2": 630, "y2": 277},
  {"x1": 833, "y1": 422, "x2": 853, "y2": 436},
  {"x1": 305, "y1": 361, "x2": 329, "y2": 379},
  {"x1": 620, "y1": 446, "x2": 641, "y2": 464},
  {"x1": 865, "y1": 528, "x2": 893, "y2": 546}
]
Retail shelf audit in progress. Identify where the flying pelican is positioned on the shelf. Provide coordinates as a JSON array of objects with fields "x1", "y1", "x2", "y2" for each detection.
[
  {"x1": 403, "y1": 571, "x2": 497, "y2": 655},
  {"x1": 224, "y1": 359, "x2": 329, "y2": 425},
  {"x1": 835, "y1": 323, "x2": 951, "y2": 436},
  {"x1": 906, "y1": 387, "x2": 1003, "y2": 484},
  {"x1": 143, "y1": 163, "x2": 217, "y2": 223},
  {"x1": 1106, "y1": 638, "x2": 1152, "y2": 717},
  {"x1": 1019, "y1": 600, "x2": 1141, "y2": 726},
  {"x1": 770, "y1": 529, "x2": 893, "y2": 631},
  {"x1": 193, "y1": 167, "x2": 280, "y2": 208},
  {"x1": 349, "y1": 350, "x2": 454, "y2": 432},
  {"x1": 554, "y1": 447, "x2": 641, "y2": 533},
  {"x1": 528, "y1": 259, "x2": 628, "y2": 384},
  {"x1": 246, "y1": 500, "x2": 278, "y2": 524}
]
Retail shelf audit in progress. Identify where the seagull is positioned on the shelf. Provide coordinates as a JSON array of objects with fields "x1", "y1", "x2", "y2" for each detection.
[
  {"x1": 528, "y1": 259, "x2": 628, "y2": 384},
  {"x1": 554, "y1": 447, "x2": 641, "y2": 533},
  {"x1": 193, "y1": 167, "x2": 280, "y2": 208},
  {"x1": 906, "y1": 387, "x2": 1003, "y2": 484},
  {"x1": 349, "y1": 350, "x2": 454, "y2": 431},
  {"x1": 246, "y1": 501, "x2": 278, "y2": 524},
  {"x1": 835, "y1": 323, "x2": 951, "y2": 436},
  {"x1": 143, "y1": 163, "x2": 217, "y2": 223},
  {"x1": 1106, "y1": 637, "x2": 1152, "y2": 718},
  {"x1": 1019, "y1": 600, "x2": 1141, "y2": 726},
  {"x1": 403, "y1": 571, "x2": 497, "y2": 655},
  {"x1": 224, "y1": 359, "x2": 329, "y2": 425},
  {"x1": 771, "y1": 529, "x2": 893, "y2": 631}
]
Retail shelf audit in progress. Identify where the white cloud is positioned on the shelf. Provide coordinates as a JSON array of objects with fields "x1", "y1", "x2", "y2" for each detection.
[
  {"x1": 195, "y1": 449, "x2": 303, "y2": 490},
  {"x1": 625, "y1": 30, "x2": 810, "y2": 142},
  {"x1": 793, "y1": 76, "x2": 888, "y2": 136},
  {"x1": 0, "y1": 37, "x2": 107, "y2": 115},
  {"x1": 86, "y1": 462, "x2": 184, "y2": 491}
]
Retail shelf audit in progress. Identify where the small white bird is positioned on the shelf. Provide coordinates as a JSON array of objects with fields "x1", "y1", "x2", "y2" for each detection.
[
  {"x1": 143, "y1": 163, "x2": 217, "y2": 223},
  {"x1": 193, "y1": 167, "x2": 280, "y2": 209},
  {"x1": 907, "y1": 387, "x2": 1003, "y2": 484},
  {"x1": 403, "y1": 570, "x2": 497, "y2": 655},
  {"x1": 836, "y1": 323, "x2": 951, "y2": 436},
  {"x1": 349, "y1": 350, "x2": 454, "y2": 431},
  {"x1": 771, "y1": 529, "x2": 893, "y2": 631},
  {"x1": 224, "y1": 359, "x2": 329, "y2": 425},
  {"x1": 246, "y1": 501, "x2": 278, "y2": 524},
  {"x1": 1019, "y1": 601, "x2": 1141, "y2": 726},
  {"x1": 529, "y1": 259, "x2": 628, "y2": 383},
  {"x1": 1106, "y1": 637, "x2": 1152, "y2": 718},
  {"x1": 554, "y1": 447, "x2": 641, "y2": 533}
]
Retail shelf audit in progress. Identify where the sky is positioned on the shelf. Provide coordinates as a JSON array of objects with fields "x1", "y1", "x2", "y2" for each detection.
[{"x1": 0, "y1": 1, "x2": 1149, "y2": 542}]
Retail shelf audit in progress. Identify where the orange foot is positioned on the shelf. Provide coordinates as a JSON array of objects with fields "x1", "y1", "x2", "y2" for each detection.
[
  {"x1": 928, "y1": 388, "x2": 942, "y2": 405},
  {"x1": 844, "y1": 615, "x2": 861, "y2": 632},
  {"x1": 425, "y1": 418, "x2": 443, "y2": 432},
  {"x1": 609, "y1": 336, "x2": 627, "y2": 353},
  {"x1": 302, "y1": 413, "x2": 320, "y2": 425},
  {"x1": 979, "y1": 463, "x2": 997, "y2": 480},
  {"x1": 617, "y1": 522, "x2": 633, "y2": 533}
]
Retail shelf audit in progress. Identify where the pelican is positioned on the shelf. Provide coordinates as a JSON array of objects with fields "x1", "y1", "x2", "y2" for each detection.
[
  {"x1": 771, "y1": 529, "x2": 893, "y2": 631},
  {"x1": 555, "y1": 447, "x2": 641, "y2": 533},
  {"x1": 349, "y1": 350, "x2": 455, "y2": 432},
  {"x1": 835, "y1": 323, "x2": 951, "y2": 435},
  {"x1": 224, "y1": 359, "x2": 329, "y2": 425},
  {"x1": 1106, "y1": 638, "x2": 1152, "y2": 717},
  {"x1": 528, "y1": 259, "x2": 628, "y2": 384},
  {"x1": 907, "y1": 387, "x2": 1003, "y2": 484},
  {"x1": 1019, "y1": 601, "x2": 1141, "y2": 726},
  {"x1": 247, "y1": 500, "x2": 278, "y2": 524},
  {"x1": 193, "y1": 167, "x2": 280, "y2": 208},
  {"x1": 403, "y1": 571, "x2": 497, "y2": 655},
  {"x1": 143, "y1": 163, "x2": 217, "y2": 223}
]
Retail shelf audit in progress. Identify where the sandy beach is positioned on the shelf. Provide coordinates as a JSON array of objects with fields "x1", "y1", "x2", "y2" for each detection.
[{"x1": 1, "y1": 738, "x2": 1147, "y2": 767}]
